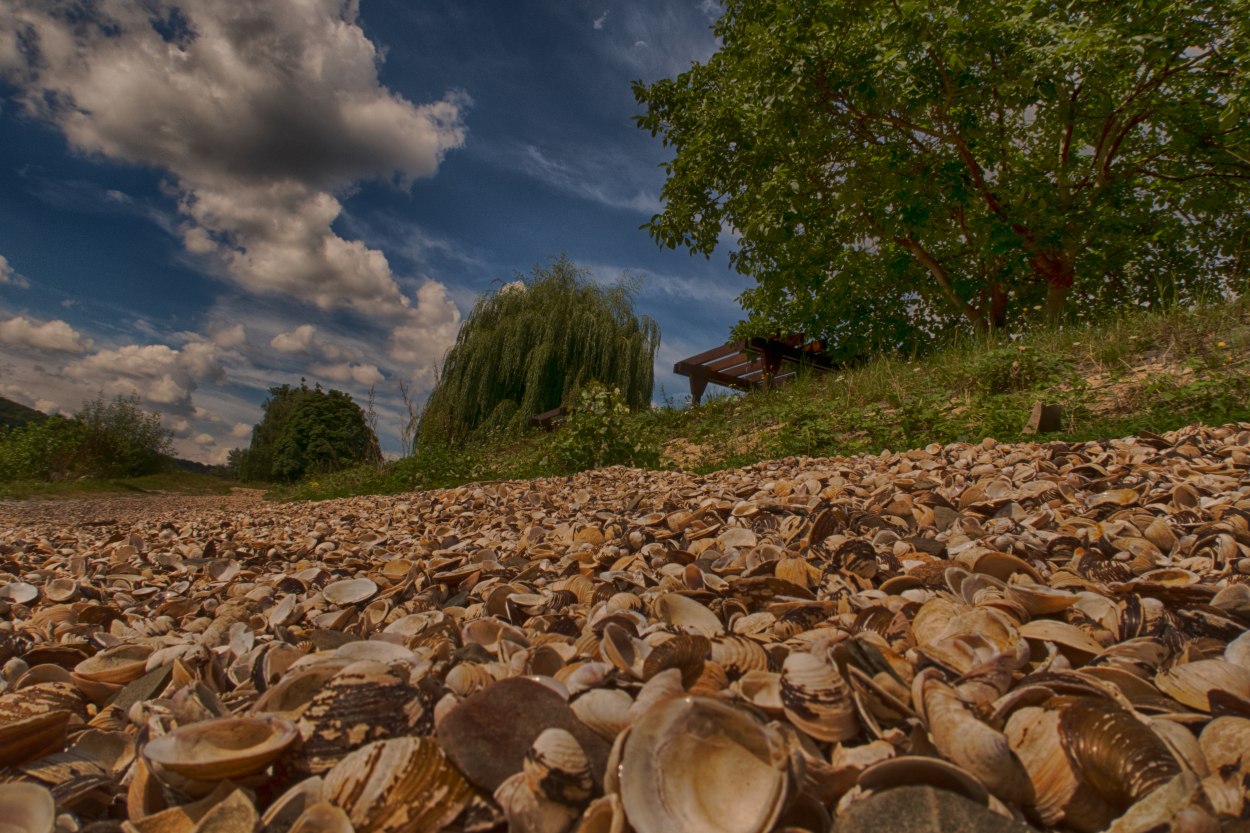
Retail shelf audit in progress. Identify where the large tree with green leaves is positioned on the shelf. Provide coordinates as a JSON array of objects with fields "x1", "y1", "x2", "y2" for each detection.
[
  {"x1": 237, "y1": 383, "x2": 380, "y2": 483},
  {"x1": 418, "y1": 256, "x2": 660, "y2": 446},
  {"x1": 634, "y1": 0, "x2": 1250, "y2": 354}
]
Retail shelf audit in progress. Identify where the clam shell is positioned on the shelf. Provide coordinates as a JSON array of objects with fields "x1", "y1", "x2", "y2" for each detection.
[
  {"x1": 323, "y1": 737, "x2": 473, "y2": 833},
  {"x1": 780, "y1": 652, "x2": 858, "y2": 743},
  {"x1": 620, "y1": 696, "x2": 790, "y2": 833},
  {"x1": 44, "y1": 577, "x2": 79, "y2": 603},
  {"x1": 298, "y1": 661, "x2": 421, "y2": 773},
  {"x1": 143, "y1": 715, "x2": 298, "y2": 781},
  {"x1": 1155, "y1": 659, "x2": 1250, "y2": 712},
  {"x1": 74, "y1": 644, "x2": 156, "y2": 684},
  {"x1": 570, "y1": 688, "x2": 633, "y2": 740},
  {"x1": 289, "y1": 803, "x2": 354, "y2": 833},
  {"x1": 0, "y1": 581, "x2": 38, "y2": 604},
  {"x1": 323, "y1": 578, "x2": 378, "y2": 606},
  {"x1": 653, "y1": 593, "x2": 724, "y2": 637},
  {"x1": 0, "y1": 779, "x2": 56, "y2": 833},
  {"x1": 857, "y1": 755, "x2": 988, "y2": 806},
  {"x1": 1057, "y1": 697, "x2": 1180, "y2": 811},
  {"x1": 523, "y1": 727, "x2": 593, "y2": 804}
]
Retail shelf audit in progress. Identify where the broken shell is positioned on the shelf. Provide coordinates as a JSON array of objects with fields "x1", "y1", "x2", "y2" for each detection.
[
  {"x1": 44, "y1": 578, "x2": 79, "y2": 603},
  {"x1": 0, "y1": 581, "x2": 38, "y2": 604},
  {"x1": 143, "y1": 715, "x2": 298, "y2": 781},
  {"x1": 323, "y1": 737, "x2": 473, "y2": 833},
  {"x1": 619, "y1": 696, "x2": 791, "y2": 833}
]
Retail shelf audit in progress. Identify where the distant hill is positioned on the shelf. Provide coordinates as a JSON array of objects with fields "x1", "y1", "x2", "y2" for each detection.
[{"x1": 0, "y1": 396, "x2": 48, "y2": 431}]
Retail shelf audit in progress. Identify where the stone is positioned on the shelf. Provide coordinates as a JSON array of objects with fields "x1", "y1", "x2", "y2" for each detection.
[
  {"x1": 835, "y1": 786, "x2": 1034, "y2": 833},
  {"x1": 1023, "y1": 402, "x2": 1063, "y2": 435}
]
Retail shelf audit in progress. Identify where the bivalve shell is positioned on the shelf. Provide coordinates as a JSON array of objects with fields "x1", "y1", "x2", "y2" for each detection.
[
  {"x1": 323, "y1": 578, "x2": 378, "y2": 606},
  {"x1": 143, "y1": 715, "x2": 298, "y2": 781},
  {"x1": 0, "y1": 781, "x2": 55, "y2": 833},
  {"x1": 619, "y1": 696, "x2": 791, "y2": 833},
  {"x1": 780, "y1": 652, "x2": 858, "y2": 743},
  {"x1": 323, "y1": 737, "x2": 473, "y2": 833}
]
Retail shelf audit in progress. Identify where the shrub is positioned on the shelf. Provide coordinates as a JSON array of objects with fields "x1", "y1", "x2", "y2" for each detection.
[{"x1": 553, "y1": 382, "x2": 659, "y2": 472}]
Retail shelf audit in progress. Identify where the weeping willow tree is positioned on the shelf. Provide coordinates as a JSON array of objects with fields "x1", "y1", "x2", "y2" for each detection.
[{"x1": 417, "y1": 256, "x2": 660, "y2": 446}]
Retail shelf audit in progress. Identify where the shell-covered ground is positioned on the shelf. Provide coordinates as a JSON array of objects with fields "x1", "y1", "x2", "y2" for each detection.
[{"x1": 3, "y1": 422, "x2": 1250, "y2": 833}]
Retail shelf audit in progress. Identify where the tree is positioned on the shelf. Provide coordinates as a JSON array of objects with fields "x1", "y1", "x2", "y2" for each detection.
[
  {"x1": 418, "y1": 256, "x2": 660, "y2": 446},
  {"x1": 634, "y1": 0, "x2": 1250, "y2": 351},
  {"x1": 238, "y1": 382, "x2": 380, "y2": 483}
]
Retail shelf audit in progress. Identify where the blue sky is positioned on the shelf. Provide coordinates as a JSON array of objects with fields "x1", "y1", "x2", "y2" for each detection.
[{"x1": 0, "y1": 0, "x2": 748, "y2": 462}]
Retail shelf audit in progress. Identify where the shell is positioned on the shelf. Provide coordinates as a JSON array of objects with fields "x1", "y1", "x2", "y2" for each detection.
[
  {"x1": 1155, "y1": 659, "x2": 1250, "y2": 712},
  {"x1": 74, "y1": 643, "x2": 155, "y2": 684},
  {"x1": 143, "y1": 715, "x2": 298, "y2": 781},
  {"x1": 0, "y1": 781, "x2": 56, "y2": 833},
  {"x1": 523, "y1": 727, "x2": 594, "y2": 805},
  {"x1": 323, "y1": 737, "x2": 473, "y2": 833},
  {"x1": 298, "y1": 661, "x2": 421, "y2": 773},
  {"x1": 323, "y1": 578, "x2": 378, "y2": 606},
  {"x1": 619, "y1": 696, "x2": 791, "y2": 833},
  {"x1": 570, "y1": 688, "x2": 633, "y2": 740},
  {"x1": 780, "y1": 652, "x2": 858, "y2": 743}
]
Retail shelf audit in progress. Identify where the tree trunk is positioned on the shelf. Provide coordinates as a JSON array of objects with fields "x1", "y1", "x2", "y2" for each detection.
[{"x1": 1028, "y1": 251, "x2": 1074, "y2": 325}]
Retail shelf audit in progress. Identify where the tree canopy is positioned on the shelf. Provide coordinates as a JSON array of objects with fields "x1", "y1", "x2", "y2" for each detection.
[
  {"x1": 417, "y1": 256, "x2": 660, "y2": 446},
  {"x1": 237, "y1": 383, "x2": 380, "y2": 483},
  {"x1": 634, "y1": 0, "x2": 1250, "y2": 356}
]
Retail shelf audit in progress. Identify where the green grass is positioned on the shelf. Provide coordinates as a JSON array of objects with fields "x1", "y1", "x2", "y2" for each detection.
[
  {"x1": 280, "y1": 297, "x2": 1250, "y2": 501},
  {"x1": 0, "y1": 471, "x2": 239, "y2": 500}
]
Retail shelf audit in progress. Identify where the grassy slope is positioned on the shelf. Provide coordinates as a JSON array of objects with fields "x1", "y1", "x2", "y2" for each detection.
[
  {"x1": 0, "y1": 471, "x2": 238, "y2": 501},
  {"x1": 278, "y1": 298, "x2": 1250, "y2": 501}
]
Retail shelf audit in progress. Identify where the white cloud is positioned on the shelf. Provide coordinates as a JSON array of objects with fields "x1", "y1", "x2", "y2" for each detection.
[
  {"x1": 270, "y1": 324, "x2": 318, "y2": 355},
  {"x1": 211, "y1": 323, "x2": 247, "y2": 349},
  {"x1": 0, "y1": 0, "x2": 467, "y2": 320},
  {"x1": 270, "y1": 323, "x2": 362, "y2": 361},
  {"x1": 310, "y1": 362, "x2": 385, "y2": 387},
  {"x1": 594, "y1": 11, "x2": 610, "y2": 29},
  {"x1": 388, "y1": 282, "x2": 461, "y2": 375},
  {"x1": 0, "y1": 314, "x2": 91, "y2": 353},
  {"x1": 230, "y1": 422, "x2": 252, "y2": 439},
  {"x1": 0, "y1": 255, "x2": 30, "y2": 289},
  {"x1": 193, "y1": 433, "x2": 215, "y2": 447},
  {"x1": 506, "y1": 143, "x2": 662, "y2": 214},
  {"x1": 64, "y1": 341, "x2": 225, "y2": 411}
]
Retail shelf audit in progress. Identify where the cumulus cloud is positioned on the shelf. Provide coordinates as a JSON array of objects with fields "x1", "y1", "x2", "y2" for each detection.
[
  {"x1": 310, "y1": 362, "x2": 385, "y2": 387},
  {"x1": 594, "y1": 11, "x2": 610, "y2": 29},
  {"x1": 0, "y1": 0, "x2": 468, "y2": 319},
  {"x1": 230, "y1": 422, "x2": 252, "y2": 439},
  {"x1": 0, "y1": 255, "x2": 30, "y2": 288},
  {"x1": 64, "y1": 341, "x2": 225, "y2": 410},
  {"x1": 270, "y1": 324, "x2": 361, "y2": 361},
  {"x1": 211, "y1": 323, "x2": 247, "y2": 349},
  {"x1": 388, "y1": 282, "x2": 461, "y2": 374},
  {"x1": 0, "y1": 315, "x2": 92, "y2": 353}
]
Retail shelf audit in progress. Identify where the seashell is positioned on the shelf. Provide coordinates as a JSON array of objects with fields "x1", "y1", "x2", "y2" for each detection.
[
  {"x1": 262, "y1": 776, "x2": 325, "y2": 832},
  {"x1": 653, "y1": 593, "x2": 724, "y2": 636},
  {"x1": 0, "y1": 780, "x2": 56, "y2": 833},
  {"x1": 323, "y1": 578, "x2": 378, "y2": 606},
  {"x1": 857, "y1": 755, "x2": 989, "y2": 806},
  {"x1": 252, "y1": 666, "x2": 342, "y2": 718},
  {"x1": 0, "y1": 581, "x2": 38, "y2": 604},
  {"x1": 188, "y1": 786, "x2": 258, "y2": 833},
  {"x1": 576, "y1": 794, "x2": 626, "y2": 833},
  {"x1": 1155, "y1": 659, "x2": 1250, "y2": 712},
  {"x1": 143, "y1": 715, "x2": 298, "y2": 781},
  {"x1": 780, "y1": 652, "x2": 858, "y2": 743},
  {"x1": 920, "y1": 673, "x2": 1033, "y2": 807},
  {"x1": 298, "y1": 661, "x2": 421, "y2": 773},
  {"x1": 288, "y1": 802, "x2": 354, "y2": 833},
  {"x1": 619, "y1": 696, "x2": 790, "y2": 833},
  {"x1": 524, "y1": 727, "x2": 594, "y2": 805},
  {"x1": 1018, "y1": 620, "x2": 1104, "y2": 665},
  {"x1": 495, "y1": 771, "x2": 581, "y2": 833},
  {"x1": 74, "y1": 643, "x2": 155, "y2": 684},
  {"x1": 1006, "y1": 705, "x2": 1116, "y2": 832},
  {"x1": 44, "y1": 577, "x2": 80, "y2": 603},
  {"x1": 323, "y1": 737, "x2": 473, "y2": 833},
  {"x1": 1058, "y1": 697, "x2": 1181, "y2": 812},
  {"x1": 711, "y1": 635, "x2": 770, "y2": 679},
  {"x1": 570, "y1": 688, "x2": 633, "y2": 740}
]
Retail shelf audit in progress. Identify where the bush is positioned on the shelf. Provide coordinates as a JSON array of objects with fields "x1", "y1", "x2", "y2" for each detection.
[
  {"x1": 966, "y1": 346, "x2": 1075, "y2": 395},
  {"x1": 0, "y1": 395, "x2": 172, "y2": 481},
  {"x1": 553, "y1": 382, "x2": 659, "y2": 472}
]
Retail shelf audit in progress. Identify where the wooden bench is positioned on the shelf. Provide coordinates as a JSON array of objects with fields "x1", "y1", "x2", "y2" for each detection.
[
  {"x1": 673, "y1": 335, "x2": 834, "y2": 404},
  {"x1": 530, "y1": 405, "x2": 568, "y2": 431}
]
